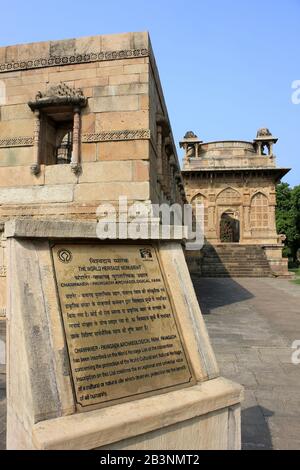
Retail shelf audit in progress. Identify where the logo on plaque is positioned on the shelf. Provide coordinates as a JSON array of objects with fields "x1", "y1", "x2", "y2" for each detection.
[
  {"x1": 139, "y1": 248, "x2": 153, "y2": 259},
  {"x1": 57, "y1": 248, "x2": 73, "y2": 263}
]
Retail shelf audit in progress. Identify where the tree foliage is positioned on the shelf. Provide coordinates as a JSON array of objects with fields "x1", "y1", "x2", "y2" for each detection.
[{"x1": 276, "y1": 183, "x2": 300, "y2": 261}]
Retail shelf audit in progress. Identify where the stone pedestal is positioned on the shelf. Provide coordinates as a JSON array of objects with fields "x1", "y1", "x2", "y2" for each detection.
[
  {"x1": 6, "y1": 219, "x2": 243, "y2": 450},
  {"x1": 263, "y1": 244, "x2": 290, "y2": 277}
]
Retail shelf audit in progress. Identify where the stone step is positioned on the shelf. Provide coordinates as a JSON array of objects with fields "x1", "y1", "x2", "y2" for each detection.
[
  {"x1": 202, "y1": 264, "x2": 270, "y2": 269},
  {"x1": 211, "y1": 258, "x2": 266, "y2": 260},
  {"x1": 201, "y1": 270, "x2": 270, "y2": 274},
  {"x1": 204, "y1": 258, "x2": 267, "y2": 262},
  {"x1": 200, "y1": 274, "x2": 271, "y2": 278},
  {"x1": 195, "y1": 244, "x2": 272, "y2": 278}
]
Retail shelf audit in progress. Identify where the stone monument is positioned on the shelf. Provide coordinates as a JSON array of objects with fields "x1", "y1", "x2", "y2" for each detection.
[
  {"x1": 5, "y1": 218, "x2": 242, "y2": 450},
  {"x1": 181, "y1": 129, "x2": 291, "y2": 277},
  {"x1": 0, "y1": 32, "x2": 243, "y2": 449}
]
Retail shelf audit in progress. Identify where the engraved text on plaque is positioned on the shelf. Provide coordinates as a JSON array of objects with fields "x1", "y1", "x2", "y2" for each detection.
[{"x1": 52, "y1": 243, "x2": 194, "y2": 409}]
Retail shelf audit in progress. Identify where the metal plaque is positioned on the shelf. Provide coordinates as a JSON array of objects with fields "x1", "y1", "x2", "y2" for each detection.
[{"x1": 52, "y1": 243, "x2": 194, "y2": 410}]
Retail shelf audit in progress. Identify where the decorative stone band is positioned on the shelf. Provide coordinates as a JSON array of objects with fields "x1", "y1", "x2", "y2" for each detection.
[
  {"x1": 82, "y1": 129, "x2": 151, "y2": 142},
  {"x1": 0, "y1": 130, "x2": 151, "y2": 148},
  {"x1": 0, "y1": 137, "x2": 33, "y2": 148},
  {"x1": 0, "y1": 48, "x2": 149, "y2": 73}
]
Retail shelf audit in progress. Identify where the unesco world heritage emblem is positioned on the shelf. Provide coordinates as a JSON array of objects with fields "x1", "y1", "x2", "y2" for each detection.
[
  {"x1": 57, "y1": 248, "x2": 73, "y2": 263},
  {"x1": 139, "y1": 248, "x2": 153, "y2": 259}
]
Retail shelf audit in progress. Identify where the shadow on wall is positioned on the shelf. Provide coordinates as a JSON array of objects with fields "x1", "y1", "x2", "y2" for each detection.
[
  {"x1": 241, "y1": 406, "x2": 274, "y2": 450},
  {"x1": 185, "y1": 238, "x2": 234, "y2": 278},
  {"x1": 0, "y1": 321, "x2": 5, "y2": 365},
  {"x1": 0, "y1": 320, "x2": 5, "y2": 450},
  {"x1": 191, "y1": 276, "x2": 254, "y2": 315}
]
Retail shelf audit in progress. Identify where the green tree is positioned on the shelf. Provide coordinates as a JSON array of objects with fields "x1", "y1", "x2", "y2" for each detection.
[{"x1": 276, "y1": 183, "x2": 300, "y2": 261}]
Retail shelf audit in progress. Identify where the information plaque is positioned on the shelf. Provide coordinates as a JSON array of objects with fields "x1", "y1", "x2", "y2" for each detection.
[{"x1": 52, "y1": 243, "x2": 194, "y2": 409}]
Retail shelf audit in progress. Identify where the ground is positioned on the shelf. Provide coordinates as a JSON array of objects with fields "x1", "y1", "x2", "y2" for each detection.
[
  {"x1": 0, "y1": 277, "x2": 299, "y2": 450},
  {"x1": 193, "y1": 276, "x2": 300, "y2": 450}
]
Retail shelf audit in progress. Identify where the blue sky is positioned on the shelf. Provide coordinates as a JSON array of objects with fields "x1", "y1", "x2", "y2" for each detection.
[{"x1": 0, "y1": 0, "x2": 299, "y2": 185}]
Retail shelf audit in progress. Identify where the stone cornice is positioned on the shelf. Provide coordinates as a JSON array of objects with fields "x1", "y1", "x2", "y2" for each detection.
[{"x1": 0, "y1": 48, "x2": 149, "y2": 73}]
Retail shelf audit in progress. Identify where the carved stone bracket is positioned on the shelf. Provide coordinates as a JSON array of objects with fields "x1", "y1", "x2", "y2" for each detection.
[
  {"x1": 28, "y1": 83, "x2": 87, "y2": 111},
  {"x1": 30, "y1": 163, "x2": 41, "y2": 175}
]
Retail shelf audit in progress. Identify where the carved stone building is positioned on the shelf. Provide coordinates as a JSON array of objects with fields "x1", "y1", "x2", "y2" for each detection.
[
  {"x1": 0, "y1": 32, "x2": 185, "y2": 360},
  {"x1": 181, "y1": 129, "x2": 290, "y2": 277}
]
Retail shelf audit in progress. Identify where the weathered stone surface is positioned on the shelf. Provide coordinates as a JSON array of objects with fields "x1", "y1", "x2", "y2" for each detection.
[
  {"x1": 0, "y1": 165, "x2": 44, "y2": 186},
  {"x1": 0, "y1": 104, "x2": 32, "y2": 120},
  {"x1": 97, "y1": 140, "x2": 149, "y2": 161},
  {"x1": 95, "y1": 110, "x2": 148, "y2": 131},
  {"x1": 32, "y1": 379, "x2": 241, "y2": 450},
  {"x1": 133, "y1": 161, "x2": 149, "y2": 181},
  {"x1": 74, "y1": 181, "x2": 149, "y2": 201},
  {"x1": 89, "y1": 95, "x2": 140, "y2": 112},
  {"x1": 0, "y1": 120, "x2": 33, "y2": 137},
  {"x1": 44, "y1": 165, "x2": 78, "y2": 185},
  {"x1": 0, "y1": 185, "x2": 74, "y2": 204},
  {"x1": 78, "y1": 161, "x2": 132, "y2": 183},
  {"x1": 81, "y1": 143, "x2": 97, "y2": 162},
  {"x1": 93, "y1": 83, "x2": 148, "y2": 97},
  {"x1": 0, "y1": 148, "x2": 34, "y2": 167}
]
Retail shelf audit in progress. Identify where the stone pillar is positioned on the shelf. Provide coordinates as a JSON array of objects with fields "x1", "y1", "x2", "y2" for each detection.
[
  {"x1": 0, "y1": 230, "x2": 6, "y2": 366},
  {"x1": 208, "y1": 205, "x2": 214, "y2": 231},
  {"x1": 244, "y1": 206, "x2": 250, "y2": 232},
  {"x1": 30, "y1": 110, "x2": 41, "y2": 175},
  {"x1": 207, "y1": 204, "x2": 217, "y2": 242},
  {"x1": 156, "y1": 125, "x2": 163, "y2": 186},
  {"x1": 256, "y1": 142, "x2": 262, "y2": 155},
  {"x1": 71, "y1": 107, "x2": 81, "y2": 174},
  {"x1": 269, "y1": 204, "x2": 277, "y2": 237},
  {"x1": 169, "y1": 155, "x2": 177, "y2": 203},
  {"x1": 183, "y1": 143, "x2": 188, "y2": 159},
  {"x1": 269, "y1": 142, "x2": 274, "y2": 156}
]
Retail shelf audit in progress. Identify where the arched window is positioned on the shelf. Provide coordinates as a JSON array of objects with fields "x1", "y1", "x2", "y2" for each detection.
[
  {"x1": 217, "y1": 188, "x2": 241, "y2": 205},
  {"x1": 250, "y1": 193, "x2": 269, "y2": 228},
  {"x1": 220, "y1": 211, "x2": 240, "y2": 243}
]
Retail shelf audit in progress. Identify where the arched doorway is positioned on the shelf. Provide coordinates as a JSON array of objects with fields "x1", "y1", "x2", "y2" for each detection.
[{"x1": 220, "y1": 211, "x2": 240, "y2": 243}]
